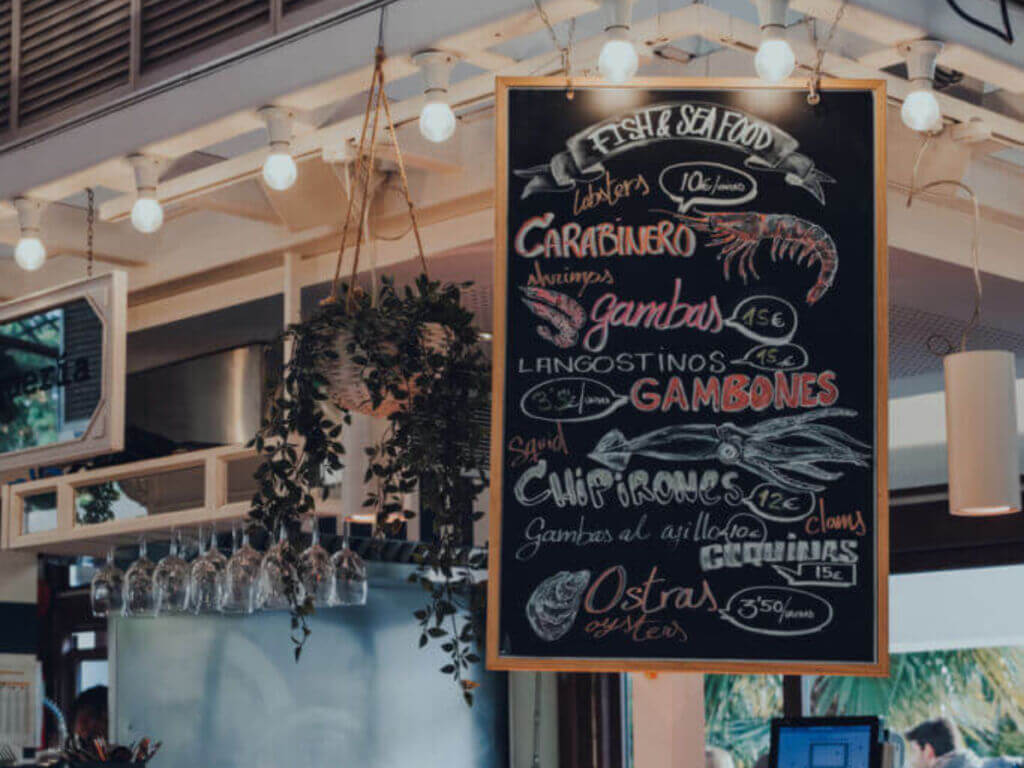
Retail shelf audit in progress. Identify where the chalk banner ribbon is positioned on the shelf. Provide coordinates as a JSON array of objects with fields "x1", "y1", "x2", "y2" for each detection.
[{"x1": 514, "y1": 101, "x2": 835, "y2": 204}]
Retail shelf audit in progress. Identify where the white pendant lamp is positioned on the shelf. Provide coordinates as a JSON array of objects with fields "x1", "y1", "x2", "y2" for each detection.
[
  {"x1": 944, "y1": 350, "x2": 1021, "y2": 516},
  {"x1": 259, "y1": 106, "x2": 298, "y2": 191},
  {"x1": 413, "y1": 50, "x2": 457, "y2": 144},
  {"x1": 13, "y1": 197, "x2": 47, "y2": 271},
  {"x1": 900, "y1": 39, "x2": 943, "y2": 133},
  {"x1": 598, "y1": 0, "x2": 639, "y2": 83},
  {"x1": 128, "y1": 154, "x2": 164, "y2": 234},
  {"x1": 754, "y1": 0, "x2": 796, "y2": 83}
]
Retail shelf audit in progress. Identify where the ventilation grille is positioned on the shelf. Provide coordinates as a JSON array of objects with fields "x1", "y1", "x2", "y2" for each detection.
[
  {"x1": 889, "y1": 304, "x2": 1024, "y2": 379},
  {"x1": 141, "y1": 0, "x2": 270, "y2": 72},
  {"x1": 0, "y1": 1, "x2": 9, "y2": 133},
  {"x1": 19, "y1": 0, "x2": 130, "y2": 125}
]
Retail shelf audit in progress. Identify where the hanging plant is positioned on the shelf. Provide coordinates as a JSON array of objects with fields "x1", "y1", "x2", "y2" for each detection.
[{"x1": 247, "y1": 46, "x2": 490, "y2": 704}]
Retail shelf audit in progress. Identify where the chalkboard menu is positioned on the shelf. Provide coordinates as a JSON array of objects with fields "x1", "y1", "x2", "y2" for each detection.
[{"x1": 487, "y1": 78, "x2": 888, "y2": 675}]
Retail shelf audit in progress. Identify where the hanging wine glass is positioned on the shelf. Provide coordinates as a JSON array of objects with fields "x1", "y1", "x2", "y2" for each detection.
[
  {"x1": 298, "y1": 517, "x2": 334, "y2": 608},
  {"x1": 331, "y1": 517, "x2": 367, "y2": 606},
  {"x1": 258, "y1": 523, "x2": 304, "y2": 611},
  {"x1": 188, "y1": 526, "x2": 226, "y2": 614},
  {"x1": 153, "y1": 529, "x2": 189, "y2": 616},
  {"x1": 90, "y1": 547, "x2": 124, "y2": 618},
  {"x1": 220, "y1": 524, "x2": 262, "y2": 615},
  {"x1": 123, "y1": 536, "x2": 156, "y2": 617}
]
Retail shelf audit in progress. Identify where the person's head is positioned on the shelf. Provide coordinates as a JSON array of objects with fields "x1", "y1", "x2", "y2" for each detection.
[
  {"x1": 906, "y1": 718, "x2": 960, "y2": 768},
  {"x1": 706, "y1": 746, "x2": 737, "y2": 768},
  {"x1": 70, "y1": 686, "x2": 108, "y2": 742}
]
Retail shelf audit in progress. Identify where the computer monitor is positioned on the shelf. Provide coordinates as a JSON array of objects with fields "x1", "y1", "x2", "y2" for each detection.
[{"x1": 770, "y1": 717, "x2": 882, "y2": 768}]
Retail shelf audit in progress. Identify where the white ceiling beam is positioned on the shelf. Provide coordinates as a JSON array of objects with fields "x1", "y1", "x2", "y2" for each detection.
[
  {"x1": 696, "y1": 4, "x2": 1024, "y2": 146},
  {"x1": 126, "y1": 207, "x2": 493, "y2": 331}
]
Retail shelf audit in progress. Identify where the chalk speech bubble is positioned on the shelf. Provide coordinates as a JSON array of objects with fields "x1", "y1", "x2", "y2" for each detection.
[
  {"x1": 741, "y1": 483, "x2": 816, "y2": 523},
  {"x1": 659, "y1": 162, "x2": 758, "y2": 214},
  {"x1": 521, "y1": 377, "x2": 630, "y2": 423},
  {"x1": 720, "y1": 586, "x2": 833, "y2": 637},
  {"x1": 724, "y1": 295, "x2": 798, "y2": 344},
  {"x1": 732, "y1": 343, "x2": 809, "y2": 372},
  {"x1": 720, "y1": 512, "x2": 768, "y2": 543},
  {"x1": 772, "y1": 562, "x2": 857, "y2": 588}
]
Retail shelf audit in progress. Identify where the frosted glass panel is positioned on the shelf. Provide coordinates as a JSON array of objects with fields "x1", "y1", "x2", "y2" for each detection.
[{"x1": 111, "y1": 563, "x2": 506, "y2": 768}]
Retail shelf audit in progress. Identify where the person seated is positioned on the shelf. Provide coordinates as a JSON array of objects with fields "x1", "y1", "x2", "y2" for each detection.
[
  {"x1": 69, "y1": 686, "x2": 108, "y2": 743},
  {"x1": 906, "y1": 717, "x2": 1022, "y2": 768}
]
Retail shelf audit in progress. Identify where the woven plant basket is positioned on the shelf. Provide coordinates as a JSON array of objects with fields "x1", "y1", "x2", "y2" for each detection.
[
  {"x1": 324, "y1": 321, "x2": 452, "y2": 417},
  {"x1": 320, "y1": 45, "x2": 451, "y2": 417}
]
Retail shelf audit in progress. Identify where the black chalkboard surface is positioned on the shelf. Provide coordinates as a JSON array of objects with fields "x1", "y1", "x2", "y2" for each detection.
[{"x1": 487, "y1": 78, "x2": 888, "y2": 675}]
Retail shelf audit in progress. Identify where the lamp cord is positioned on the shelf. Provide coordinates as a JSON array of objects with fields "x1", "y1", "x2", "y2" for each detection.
[
  {"x1": 907, "y1": 135, "x2": 983, "y2": 354},
  {"x1": 806, "y1": 0, "x2": 848, "y2": 105}
]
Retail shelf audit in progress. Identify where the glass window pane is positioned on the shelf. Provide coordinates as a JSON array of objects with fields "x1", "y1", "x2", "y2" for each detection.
[
  {"x1": 705, "y1": 674, "x2": 783, "y2": 768},
  {"x1": 0, "y1": 299, "x2": 102, "y2": 453},
  {"x1": 23, "y1": 490, "x2": 57, "y2": 533},
  {"x1": 226, "y1": 454, "x2": 261, "y2": 504},
  {"x1": 75, "y1": 465, "x2": 205, "y2": 524},
  {"x1": 77, "y1": 660, "x2": 108, "y2": 694}
]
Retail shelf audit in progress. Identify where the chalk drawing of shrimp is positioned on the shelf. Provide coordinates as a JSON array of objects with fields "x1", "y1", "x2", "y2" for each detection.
[
  {"x1": 663, "y1": 210, "x2": 839, "y2": 305},
  {"x1": 519, "y1": 286, "x2": 587, "y2": 348}
]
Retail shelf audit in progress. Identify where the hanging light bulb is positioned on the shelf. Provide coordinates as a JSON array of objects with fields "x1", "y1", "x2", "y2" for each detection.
[
  {"x1": 598, "y1": 0, "x2": 638, "y2": 83},
  {"x1": 754, "y1": 0, "x2": 795, "y2": 83},
  {"x1": 127, "y1": 154, "x2": 164, "y2": 234},
  {"x1": 259, "y1": 106, "x2": 298, "y2": 190},
  {"x1": 900, "y1": 39, "x2": 943, "y2": 133},
  {"x1": 13, "y1": 197, "x2": 46, "y2": 271},
  {"x1": 944, "y1": 350, "x2": 1021, "y2": 516},
  {"x1": 413, "y1": 51, "x2": 458, "y2": 144}
]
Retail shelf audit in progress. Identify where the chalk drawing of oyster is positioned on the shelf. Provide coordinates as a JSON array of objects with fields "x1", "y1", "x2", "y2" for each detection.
[{"x1": 526, "y1": 570, "x2": 591, "y2": 641}]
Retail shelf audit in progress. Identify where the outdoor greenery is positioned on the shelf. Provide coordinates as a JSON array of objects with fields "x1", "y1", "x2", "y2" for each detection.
[
  {"x1": 705, "y1": 674, "x2": 782, "y2": 768},
  {"x1": 705, "y1": 648, "x2": 1024, "y2": 766},
  {"x1": 247, "y1": 274, "x2": 489, "y2": 703},
  {"x1": 76, "y1": 482, "x2": 120, "y2": 524},
  {"x1": 811, "y1": 647, "x2": 1024, "y2": 758}
]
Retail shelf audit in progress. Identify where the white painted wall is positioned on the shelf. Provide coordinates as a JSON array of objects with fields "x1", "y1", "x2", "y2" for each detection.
[
  {"x1": 889, "y1": 379, "x2": 1024, "y2": 489},
  {"x1": 890, "y1": 565, "x2": 1024, "y2": 653},
  {"x1": 0, "y1": 552, "x2": 36, "y2": 603}
]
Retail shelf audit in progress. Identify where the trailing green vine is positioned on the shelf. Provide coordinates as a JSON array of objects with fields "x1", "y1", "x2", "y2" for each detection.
[{"x1": 248, "y1": 275, "x2": 489, "y2": 701}]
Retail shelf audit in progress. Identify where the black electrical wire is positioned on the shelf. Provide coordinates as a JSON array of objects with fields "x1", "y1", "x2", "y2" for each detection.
[{"x1": 944, "y1": 0, "x2": 1014, "y2": 44}]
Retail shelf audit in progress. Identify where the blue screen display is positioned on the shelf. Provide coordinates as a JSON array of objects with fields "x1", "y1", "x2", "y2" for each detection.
[{"x1": 775, "y1": 724, "x2": 874, "y2": 768}]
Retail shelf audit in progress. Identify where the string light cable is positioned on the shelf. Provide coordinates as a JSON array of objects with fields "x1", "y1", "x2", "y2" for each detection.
[{"x1": 805, "y1": 0, "x2": 848, "y2": 105}]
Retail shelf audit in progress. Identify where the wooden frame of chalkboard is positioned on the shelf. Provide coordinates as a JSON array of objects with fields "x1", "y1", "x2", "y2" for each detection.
[{"x1": 488, "y1": 77, "x2": 888, "y2": 676}]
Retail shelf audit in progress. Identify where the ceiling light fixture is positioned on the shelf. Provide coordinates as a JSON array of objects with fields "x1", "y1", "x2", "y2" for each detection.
[
  {"x1": 259, "y1": 106, "x2": 298, "y2": 191},
  {"x1": 413, "y1": 50, "x2": 458, "y2": 144},
  {"x1": 128, "y1": 154, "x2": 164, "y2": 234},
  {"x1": 754, "y1": 0, "x2": 796, "y2": 83},
  {"x1": 900, "y1": 39, "x2": 944, "y2": 132},
  {"x1": 598, "y1": 0, "x2": 639, "y2": 83},
  {"x1": 944, "y1": 350, "x2": 1021, "y2": 516},
  {"x1": 13, "y1": 197, "x2": 46, "y2": 271}
]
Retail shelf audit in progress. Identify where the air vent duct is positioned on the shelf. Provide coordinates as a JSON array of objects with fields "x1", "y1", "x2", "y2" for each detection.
[
  {"x1": 19, "y1": 0, "x2": 130, "y2": 125},
  {"x1": 141, "y1": 0, "x2": 270, "y2": 72}
]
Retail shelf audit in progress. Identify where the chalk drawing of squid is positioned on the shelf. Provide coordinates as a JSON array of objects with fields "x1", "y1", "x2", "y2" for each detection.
[
  {"x1": 588, "y1": 408, "x2": 870, "y2": 494},
  {"x1": 666, "y1": 210, "x2": 838, "y2": 305},
  {"x1": 519, "y1": 286, "x2": 587, "y2": 348}
]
